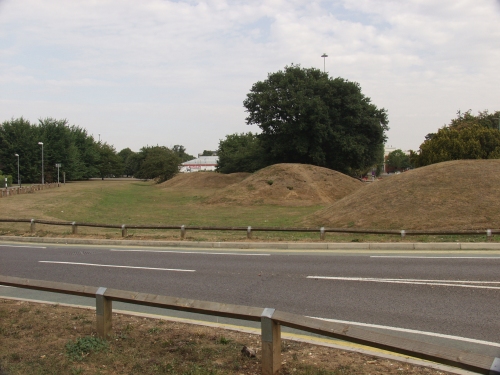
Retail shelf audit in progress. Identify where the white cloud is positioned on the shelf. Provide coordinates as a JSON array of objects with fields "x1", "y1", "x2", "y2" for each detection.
[{"x1": 0, "y1": 0, "x2": 499, "y2": 154}]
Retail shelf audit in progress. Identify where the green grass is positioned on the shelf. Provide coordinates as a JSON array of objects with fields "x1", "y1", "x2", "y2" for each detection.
[{"x1": 0, "y1": 180, "x2": 498, "y2": 242}]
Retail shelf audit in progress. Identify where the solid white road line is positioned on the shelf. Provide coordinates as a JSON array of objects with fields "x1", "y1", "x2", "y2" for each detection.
[
  {"x1": 371, "y1": 256, "x2": 500, "y2": 259},
  {"x1": 306, "y1": 276, "x2": 500, "y2": 290},
  {"x1": 308, "y1": 316, "x2": 500, "y2": 348},
  {"x1": 39, "y1": 261, "x2": 195, "y2": 272},
  {"x1": 110, "y1": 249, "x2": 270, "y2": 256},
  {"x1": 0, "y1": 244, "x2": 46, "y2": 249}
]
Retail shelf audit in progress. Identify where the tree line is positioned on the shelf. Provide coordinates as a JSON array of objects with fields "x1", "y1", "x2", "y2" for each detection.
[
  {"x1": 217, "y1": 64, "x2": 389, "y2": 177},
  {"x1": 0, "y1": 117, "x2": 193, "y2": 184},
  {"x1": 385, "y1": 110, "x2": 500, "y2": 172}
]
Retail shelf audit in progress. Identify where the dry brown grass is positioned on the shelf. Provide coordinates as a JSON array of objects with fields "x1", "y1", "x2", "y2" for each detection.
[
  {"x1": 205, "y1": 164, "x2": 363, "y2": 206},
  {"x1": 0, "y1": 299, "x2": 453, "y2": 375},
  {"x1": 306, "y1": 159, "x2": 500, "y2": 230},
  {"x1": 159, "y1": 172, "x2": 250, "y2": 190}
]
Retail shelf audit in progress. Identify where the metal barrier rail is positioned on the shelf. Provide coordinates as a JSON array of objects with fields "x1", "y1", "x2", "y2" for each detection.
[
  {"x1": 0, "y1": 275, "x2": 498, "y2": 375},
  {"x1": 0, "y1": 218, "x2": 498, "y2": 240}
]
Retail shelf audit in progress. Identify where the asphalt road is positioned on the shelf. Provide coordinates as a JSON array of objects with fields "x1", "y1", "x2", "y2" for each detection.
[{"x1": 1, "y1": 242, "x2": 500, "y2": 354}]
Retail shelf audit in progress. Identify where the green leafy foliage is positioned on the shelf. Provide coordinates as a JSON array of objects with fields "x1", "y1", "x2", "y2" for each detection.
[
  {"x1": 0, "y1": 117, "x2": 100, "y2": 183},
  {"x1": 216, "y1": 132, "x2": 267, "y2": 173},
  {"x1": 172, "y1": 145, "x2": 195, "y2": 162},
  {"x1": 65, "y1": 336, "x2": 108, "y2": 361},
  {"x1": 134, "y1": 146, "x2": 181, "y2": 183},
  {"x1": 414, "y1": 110, "x2": 500, "y2": 167},
  {"x1": 386, "y1": 149, "x2": 411, "y2": 170},
  {"x1": 243, "y1": 64, "x2": 388, "y2": 176},
  {"x1": 96, "y1": 142, "x2": 123, "y2": 179}
]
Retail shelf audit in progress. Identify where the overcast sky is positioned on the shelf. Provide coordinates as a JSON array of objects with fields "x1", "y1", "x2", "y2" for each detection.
[{"x1": 1, "y1": 0, "x2": 500, "y2": 156}]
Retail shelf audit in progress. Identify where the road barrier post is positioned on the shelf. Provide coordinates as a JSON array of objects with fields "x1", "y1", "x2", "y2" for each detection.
[
  {"x1": 320, "y1": 227, "x2": 325, "y2": 240},
  {"x1": 72, "y1": 222, "x2": 78, "y2": 234},
  {"x1": 247, "y1": 226, "x2": 252, "y2": 239},
  {"x1": 401, "y1": 230, "x2": 406, "y2": 238},
  {"x1": 30, "y1": 219, "x2": 36, "y2": 234},
  {"x1": 261, "y1": 308, "x2": 281, "y2": 375},
  {"x1": 181, "y1": 225, "x2": 186, "y2": 239},
  {"x1": 121, "y1": 224, "x2": 127, "y2": 237},
  {"x1": 96, "y1": 287, "x2": 112, "y2": 338},
  {"x1": 487, "y1": 229, "x2": 492, "y2": 241}
]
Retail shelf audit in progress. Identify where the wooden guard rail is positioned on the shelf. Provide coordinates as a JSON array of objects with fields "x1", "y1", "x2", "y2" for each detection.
[
  {"x1": 1, "y1": 275, "x2": 499, "y2": 375},
  {"x1": 0, "y1": 218, "x2": 498, "y2": 240}
]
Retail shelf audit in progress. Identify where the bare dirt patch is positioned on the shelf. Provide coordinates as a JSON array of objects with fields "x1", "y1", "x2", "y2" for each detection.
[
  {"x1": 159, "y1": 172, "x2": 251, "y2": 189},
  {"x1": 0, "y1": 299, "x2": 453, "y2": 375},
  {"x1": 206, "y1": 164, "x2": 363, "y2": 206},
  {"x1": 306, "y1": 159, "x2": 500, "y2": 230}
]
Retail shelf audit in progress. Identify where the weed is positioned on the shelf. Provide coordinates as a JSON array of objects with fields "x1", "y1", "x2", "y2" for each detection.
[
  {"x1": 267, "y1": 180, "x2": 274, "y2": 185},
  {"x1": 217, "y1": 336, "x2": 230, "y2": 345},
  {"x1": 65, "y1": 336, "x2": 109, "y2": 361},
  {"x1": 71, "y1": 314, "x2": 87, "y2": 320},
  {"x1": 18, "y1": 306, "x2": 30, "y2": 314},
  {"x1": 148, "y1": 327, "x2": 162, "y2": 334},
  {"x1": 287, "y1": 186, "x2": 294, "y2": 190},
  {"x1": 10, "y1": 353, "x2": 21, "y2": 362},
  {"x1": 70, "y1": 367, "x2": 84, "y2": 375}
]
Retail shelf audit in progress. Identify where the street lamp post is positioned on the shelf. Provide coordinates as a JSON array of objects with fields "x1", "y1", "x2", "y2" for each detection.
[
  {"x1": 14, "y1": 153, "x2": 20, "y2": 187},
  {"x1": 321, "y1": 53, "x2": 328, "y2": 73},
  {"x1": 55, "y1": 163, "x2": 61, "y2": 185},
  {"x1": 38, "y1": 142, "x2": 44, "y2": 184}
]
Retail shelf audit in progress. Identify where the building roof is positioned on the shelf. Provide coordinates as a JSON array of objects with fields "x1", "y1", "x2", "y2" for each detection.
[{"x1": 181, "y1": 156, "x2": 219, "y2": 165}]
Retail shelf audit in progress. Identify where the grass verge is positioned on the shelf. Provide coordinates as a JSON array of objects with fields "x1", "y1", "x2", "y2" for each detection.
[
  {"x1": 0, "y1": 299, "x2": 453, "y2": 375},
  {"x1": 0, "y1": 180, "x2": 497, "y2": 242}
]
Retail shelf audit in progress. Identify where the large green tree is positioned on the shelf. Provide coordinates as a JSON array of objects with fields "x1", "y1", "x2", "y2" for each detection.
[
  {"x1": 96, "y1": 143, "x2": 123, "y2": 179},
  {"x1": 0, "y1": 117, "x2": 100, "y2": 183},
  {"x1": 216, "y1": 132, "x2": 266, "y2": 173},
  {"x1": 414, "y1": 111, "x2": 500, "y2": 167},
  {"x1": 134, "y1": 146, "x2": 180, "y2": 183},
  {"x1": 243, "y1": 64, "x2": 388, "y2": 176},
  {"x1": 172, "y1": 145, "x2": 194, "y2": 162},
  {"x1": 386, "y1": 149, "x2": 411, "y2": 170}
]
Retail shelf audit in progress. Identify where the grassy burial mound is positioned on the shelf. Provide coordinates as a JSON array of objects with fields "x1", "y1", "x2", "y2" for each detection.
[
  {"x1": 159, "y1": 172, "x2": 250, "y2": 190},
  {"x1": 206, "y1": 163, "x2": 364, "y2": 206},
  {"x1": 307, "y1": 159, "x2": 500, "y2": 230}
]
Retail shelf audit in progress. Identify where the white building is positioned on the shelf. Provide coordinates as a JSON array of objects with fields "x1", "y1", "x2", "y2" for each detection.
[{"x1": 180, "y1": 156, "x2": 218, "y2": 173}]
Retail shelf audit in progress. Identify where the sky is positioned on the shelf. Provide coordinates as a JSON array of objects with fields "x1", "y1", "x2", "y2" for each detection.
[{"x1": 1, "y1": 0, "x2": 500, "y2": 156}]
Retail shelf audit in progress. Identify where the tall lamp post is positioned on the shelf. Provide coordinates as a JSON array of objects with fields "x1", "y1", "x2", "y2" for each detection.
[
  {"x1": 14, "y1": 153, "x2": 20, "y2": 187},
  {"x1": 38, "y1": 142, "x2": 44, "y2": 184},
  {"x1": 321, "y1": 53, "x2": 328, "y2": 73}
]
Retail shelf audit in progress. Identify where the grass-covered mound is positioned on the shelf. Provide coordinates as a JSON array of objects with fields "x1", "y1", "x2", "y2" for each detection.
[
  {"x1": 159, "y1": 172, "x2": 250, "y2": 189},
  {"x1": 206, "y1": 163, "x2": 363, "y2": 206},
  {"x1": 307, "y1": 159, "x2": 500, "y2": 230}
]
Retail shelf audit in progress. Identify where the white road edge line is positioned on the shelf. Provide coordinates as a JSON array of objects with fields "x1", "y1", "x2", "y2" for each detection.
[
  {"x1": 39, "y1": 261, "x2": 195, "y2": 272},
  {"x1": 371, "y1": 256, "x2": 500, "y2": 259},
  {"x1": 110, "y1": 249, "x2": 271, "y2": 256},
  {"x1": 308, "y1": 316, "x2": 500, "y2": 348},
  {"x1": 0, "y1": 244, "x2": 47, "y2": 249},
  {"x1": 306, "y1": 276, "x2": 500, "y2": 290},
  {"x1": 0, "y1": 286, "x2": 11, "y2": 288}
]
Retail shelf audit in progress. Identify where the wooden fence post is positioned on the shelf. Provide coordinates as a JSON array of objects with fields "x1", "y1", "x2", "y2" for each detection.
[
  {"x1": 121, "y1": 224, "x2": 127, "y2": 237},
  {"x1": 96, "y1": 287, "x2": 112, "y2": 338},
  {"x1": 181, "y1": 225, "x2": 186, "y2": 239},
  {"x1": 72, "y1": 222, "x2": 78, "y2": 234},
  {"x1": 30, "y1": 219, "x2": 36, "y2": 234},
  {"x1": 261, "y1": 308, "x2": 281, "y2": 375}
]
